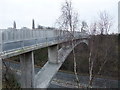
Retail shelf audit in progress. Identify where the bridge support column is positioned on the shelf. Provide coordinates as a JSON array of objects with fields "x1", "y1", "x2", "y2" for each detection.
[
  {"x1": 20, "y1": 51, "x2": 35, "y2": 88},
  {"x1": 48, "y1": 45, "x2": 58, "y2": 63},
  {"x1": 0, "y1": 58, "x2": 2, "y2": 89}
]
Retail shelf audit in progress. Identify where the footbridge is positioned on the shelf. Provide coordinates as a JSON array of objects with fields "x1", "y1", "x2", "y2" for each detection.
[{"x1": 0, "y1": 28, "x2": 89, "y2": 88}]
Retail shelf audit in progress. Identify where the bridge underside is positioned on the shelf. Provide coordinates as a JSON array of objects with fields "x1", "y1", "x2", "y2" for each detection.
[
  {"x1": 34, "y1": 40, "x2": 88, "y2": 88},
  {"x1": 35, "y1": 44, "x2": 73, "y2": 88},
  {"x1": 1, "y1": 39, "x2": 88, "y2": 88}
]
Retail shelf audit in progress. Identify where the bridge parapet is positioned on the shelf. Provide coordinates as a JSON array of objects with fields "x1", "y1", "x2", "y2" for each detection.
[{"x1": 0, "y1": 29, "x2": 89, "y2": 55}]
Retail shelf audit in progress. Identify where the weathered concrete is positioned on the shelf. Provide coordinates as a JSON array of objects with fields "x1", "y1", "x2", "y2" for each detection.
[
  {"x1": 34, "y1": 40, "x2": 88, "y2": 88},
  {"x1": 0, "y1": 38, "x2": 87, "y2": 59},
  {"x1": 48, "y1": 45, "x2": 58, "y2": 63},
  {"x1": 0, "y1": 58, "x2": 2, "y2": 89},
  {"x1": 0, "y1": 40, "x2": 60, "y2": 59},
  {"x1": 35, "y1": 46, "x2": 73, "y2": 88},
  {"x1": 0, "y1": 28, "x2": 89, "y2": 89},
  {"x1": 0, "y1": 39, "x2": 88, "y2": 89},
  {"x1": 20, "y1": 51, "x2": 35, "y2": 88},
  {"x1": 0, "y1": 28, "x2": 89, "y2": 60},
  {"x1": 0, "y1": 28, "x2": 89, "y2": 56}
]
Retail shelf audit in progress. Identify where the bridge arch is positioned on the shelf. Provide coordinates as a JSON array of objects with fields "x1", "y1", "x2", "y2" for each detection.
[
  {"x1": 35, "y1": 39, "x2": 89, "y2": 88},
  {"x1": 60, "y1": 39, "x2": 89, "y2": 72},
  {"x1": 60, "y1": 39, "x2": 89, "y2": 61}
]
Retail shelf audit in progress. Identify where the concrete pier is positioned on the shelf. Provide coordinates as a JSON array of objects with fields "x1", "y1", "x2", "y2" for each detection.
[
  {"x1": 48, "y1": 45, "x2": 58, "y2": 64},
  {"x1": 20, "y1": 51, "x2": 35, "y2": 88}
]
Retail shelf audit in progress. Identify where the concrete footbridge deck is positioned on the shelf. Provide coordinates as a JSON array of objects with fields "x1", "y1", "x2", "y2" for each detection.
[{"x1": 0, "y1": 28, "x2": 89, "y2": 88}]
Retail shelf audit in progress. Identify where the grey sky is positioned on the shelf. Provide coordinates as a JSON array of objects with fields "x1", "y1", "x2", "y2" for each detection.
[{"x1": 0, "y1": 0, "x2": 119, "y2": 33}]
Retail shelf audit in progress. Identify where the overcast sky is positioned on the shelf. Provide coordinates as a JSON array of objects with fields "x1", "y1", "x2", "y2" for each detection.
[{"x1": 0, "y1": 0, "x2": 119, "y2": 33}]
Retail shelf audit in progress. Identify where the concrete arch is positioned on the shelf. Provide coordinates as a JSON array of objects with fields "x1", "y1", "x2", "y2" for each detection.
[
  {"x1": 35, "y1": 39, "x2": 89, "y2": 88},
  {"x1": 59, "y1": 39, "x2": 89, "y2": 62},
  {"x1": 74, "y1": 39, "x2": 88, "y2": 48}
]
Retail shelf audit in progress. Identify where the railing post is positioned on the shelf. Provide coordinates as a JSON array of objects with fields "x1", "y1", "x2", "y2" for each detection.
[
  {"x1": 48, "y1": 45, "x2": 59, "y2": 64},
  {"x1": 20, "y1": 51, "x2": 35, "y2": 88}
]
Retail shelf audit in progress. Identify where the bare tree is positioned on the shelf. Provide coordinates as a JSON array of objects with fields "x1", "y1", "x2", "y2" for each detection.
[
  {"x1": 56, "y1": 0, "x2": 79, "y2": 37},
  {"x1": 98, "y1": 11, "x2": 113, "y2": 34},
  {"x1": 56, "y1": 0, "x2": 81, "y2": 88},
  {"x1": 89, "y1": 22, "x2": 97, "y2": 35},
  {"x1": 88, "y1": 11, "x2": 113, "y2": 88}
]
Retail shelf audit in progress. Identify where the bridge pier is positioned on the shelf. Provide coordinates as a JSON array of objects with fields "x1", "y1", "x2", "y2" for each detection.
[
  {"x1": 48, "y1": 45, "x2": 59, "y2": 64},
  {"x1": 20, "y1": 51, "x2": 35, "y2": 88}
]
